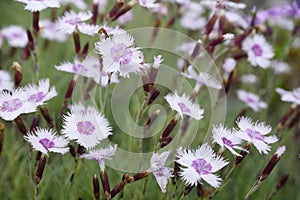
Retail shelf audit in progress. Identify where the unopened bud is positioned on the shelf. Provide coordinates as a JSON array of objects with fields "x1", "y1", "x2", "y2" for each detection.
[
  {"x1": 36, "y1": 154, "x2": 47, "y2": 185},
  {"x1": 109, "y1": 0, "x2": 124, "y2": 18},
  {"x1": 40, "y1": 106, "x2": 53, "y2": 127},
  {"x1": 93, "y1": 175, "x2": 100, "y2": 200}
]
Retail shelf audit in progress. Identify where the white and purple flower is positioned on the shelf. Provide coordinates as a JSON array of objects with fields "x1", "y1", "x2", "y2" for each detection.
[
  {"x1": 237, "y1": 90, "x2": 267, "y2": 112},
  {"x1": 80, "y1": 144, "x2": 117, "y2": 167},
  {"x1": 56, "y1": 11, "x2": 92, "y2": 35},
  {"x1": 242, "y1": 34, "x2": 274, "y2": 68},
  {"x1": 149, "y1": 151, "x2": 173, "y2": 193},
  {"x1": 24, "y1": 128, "x2": 69, "y2": 155},
  {"x1": 15, "y1": 0, "x2": 60, "y2": 12},
  {"x1": 276, "y1": 87, "x2": 300, "y2": 105},
  {"x1": 0, "y1": 25, "x2": 28, "y2": 48},
  {"x1": 24, "y1": 78, "x2": 57, "y2": 106},
  {"x1": 176, "y1": 144, "x2": 229, "y2": 188},
  {"x1": 212, "y1": 124, "x2": 245, "y2": 156},
  {"x1": 236, "y1": 116, "x2": 278, "y2": 154},
  {"x1": 62, "y1": 105, "x2": 112, "y2": 149},
  {"x1": 0, "y1": 89, "x2": 37, "y2": 121},
  {"x1": 164, "y1": 91, "x2": 204, "y2": 120},
  {"x1": 95, "y1": 33, "x2": 144, "y2": 77}
]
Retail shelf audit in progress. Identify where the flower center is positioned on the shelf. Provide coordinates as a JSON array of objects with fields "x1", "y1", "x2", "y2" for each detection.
[
  {"x1": 39, "y1": 138, "x2": 54, "y2": 150},
  {"x1": 178, "y1": 102, "x2": 191, "y2": 113},
  {"x1": 1, "y1": 98, "x2": 23, "y2": 112},
  {"x1": 110, "y1": 43, "x2": 133, "y2": 65},
  {"x1": 191, "y1": 158, "x2": 212, "y2": 175},
  {"x1": 246, "y1": 128, "x2": 265, "y2": 141},
  {"x1": 72, "y1": 63, "x2": 87, "y2": 73},
  {"x1": 65, "y1": 17, "x2": 82, "y2": 25},
  {"x1": 251, "y1": 44, "x2": 263, "y2": 57},
  {"x1": 77, "y1": 121, "x2": 96, "y2": 135},
  {"x1": 222, "y1": 137, "x2": 234, "y2": 147},
  {"x1": 28, "y1": 92, "x2": 45, "y2": 103}
]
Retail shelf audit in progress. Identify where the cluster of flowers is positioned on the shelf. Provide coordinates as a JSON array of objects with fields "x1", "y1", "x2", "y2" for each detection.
[{"x1": 0, "y1": 0, "x2": 299, "y2": 199}]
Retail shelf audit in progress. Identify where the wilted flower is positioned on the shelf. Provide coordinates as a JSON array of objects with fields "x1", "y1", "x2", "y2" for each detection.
[
  {"x1": 276, "y1": 87, "x2": 300, "y2": 105},
  {"x1": 15, "y1": 0, "x2": 60, "y2": 12},
  {"x1": 164, "y1": 91, "x2": 204, "y2": 120},
  {"x1": 149, "y1": 151, "x2": 173, "y2": 193},
  {"x1": 236, "y1": 116, "x2": 278, "y2": 154},
  {"x1": 24, "y1": 78, "x2": 57, "y2": 106},
  {"x1": 242, "y1": 34, "x2": 274, "y2": 68},
  {"x1": 95, "y1": 33, "x2": 144, "y2": 77},
  {"x1": 212, "y1": 124, "x2": 245, "y2": 156},
  {"x1": 24, "y1": 128, "x2": 69, "y2": 155},
  {"x1": 176, "y1": 144, "x2": 229, "y2": 188},
  {"x1": 0, "y1": 70, "x2": 14, "y2": 91},
  {"x1": 80, "y1": 144, "x2": 117, "y2": 167},
  {"x1": 0, "y1": 89, "x2": 37, "y2": 121},
  {"x1": 62, "y1": 105, "x2": 112, "y2": 149}
]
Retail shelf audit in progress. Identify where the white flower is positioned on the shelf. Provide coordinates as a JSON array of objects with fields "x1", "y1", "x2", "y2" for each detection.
[
  {"x1": 80, "y1": 144, "x2": 117, "y2": 166},
  {"x1": 242, "y1": 34, "x2": 274, "y2": 68},
  {"x1": 271, "y1": 61, "x2": 291, "y2": 75},
  {"x1": 236, "y1": 90, "x2": 267, "y2": 112},
  {"x1": 55, "y1": 56, "x2": 103, "y2": 83},
  {"x1": 236, "y1": 116, "x2": 278, "y2": 154},
  {"x1": 62, "y1": 105, "x2": 112, "y2": 149},
  {"x1": 24, "y1": 78, "x2": 57, "y2": 106},
  {"x1": 39, "y1": 20, "x2": 68, "y2": 42},
  {"x1": 200, "y1": 0, "x2": 246, "y2": 10},
  {"x1": 276, "y1": 87, "x2": 300, "y2": 105},
  {"x1": 117, "y1": 10, "x2": 133, "y2": 26},
  {"x1": 78, "y1": 23, "x2": 100, "y2": 36},
  {"x1": 60, "y1": 0, "x2": 87, "y2": 10},
  {"x1": 180, "y1": 12, "x2": 206, "y2": 30},
  {"x1": 95, "y1": 33, "x2": 144, "y2": 77},
  {"x1": 164, "y1": 91, "x2": 204, "y2": 120},
  {"x1": 153, "y1": 55, "x2": 163, "y2": 69},
  {"x1": 138, "y1": 0, "x2": 159, "y2": 8},
  {"x1": 176, "y1": 144, "x2": 229, "y2": 188},
  {"x1": 183, "y1": 66, "x2": 222, "y2": 91},
  {"x1": 0, "y1": 25, "x2": 28, "y2": 48},
  {"x1": 212, "y1": 124, "x2": 245, "y2": 156},
  {"x1": 223, "y1": 58, "x2": 236, "y2": 80},
  {"x1": 149, "y1": 151, "x2": 173, "y2": 193},
  {"x1": 0, "y1": 70, "x2": 14, "y2": 91},
  {"x1": 56, "y1": 11, "x2": 92, "y2": 35},
  {"x1": 15, "y1": 0, "x2": 60, "y2": 12},
  {"x1": 24, "y1": 128, "x2": 69, "y2": 155},
  {"x1": 0, "y1": 89, "x2": 37, "y2": 121},
  {"x1": 240, "y1": 74, "x2": 258, "y2": 84}
]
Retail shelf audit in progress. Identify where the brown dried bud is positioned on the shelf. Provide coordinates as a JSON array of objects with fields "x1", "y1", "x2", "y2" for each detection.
[
  {"x1": 10, "y1": 61, "x2": 23, "y2": 87},
  {"x1": 100, "y1": 168, "x2": 111, "y2": 200},
  {"x1": 147, "y1": 89, "x2": 160, "y2": 105},
  {"x1": 0, "y1": 123, "x2": 5, "y2": 156},
  {"x1": 91, "y1": 3, "x2": 99, "y2": 25},
  {"x1": 205, "y1": 14, "x2": 218, "y2": 36},
  {"x1": 14, "y1": 116, "x2": 27, "y2": 135},
  {"x1": 33, "y1": 11, "x2": 40, "y2": 35},
  {"x1": 81, "y1": 42, "x2": 89, "y2": 59},
  {"x1": 133, "y1": 171, "x2": 148, "y2": 182},
  {"x1": 73, "y1": 31, "x2": 81, "y2": 57}
]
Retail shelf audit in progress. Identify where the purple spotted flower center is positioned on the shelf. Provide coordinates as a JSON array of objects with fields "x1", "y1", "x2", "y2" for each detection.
[
  {"x1": 178, "y1": 102, "x2": 190, "y2": 113},
  {"x1": 28, "y1": 92, "x2": 45, "y2": 103},
  {"x1": 246, "y1": 96, "x2": 256, "y2": 104},
  {"x1": 251, "y1": 44, "x2": 263, "y2": 57},
  {"x1": 77, "y1": 121, "x2": 96, "y2": 135},
  {"x1": 191, "y1": 158, "x2": 212, "y2": 175},
  {"x1": 1, "y1": 98, "x2": 22, "y2": 112},
  {"x1": 246, "y1": 128, "x2": 265, "y2": 141},
  {"x1": 222, "y1": 137, "x2": 234, "y2": 147},
  {"x1": 65, "y1": 17, "x2": 82, "y2": 25},
  {"x1": 39, "y1": 138, "x2": 54, "y2": 150},
  {"x1": 111, "y1": 43, "x2": 133, "y2": 65}
]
